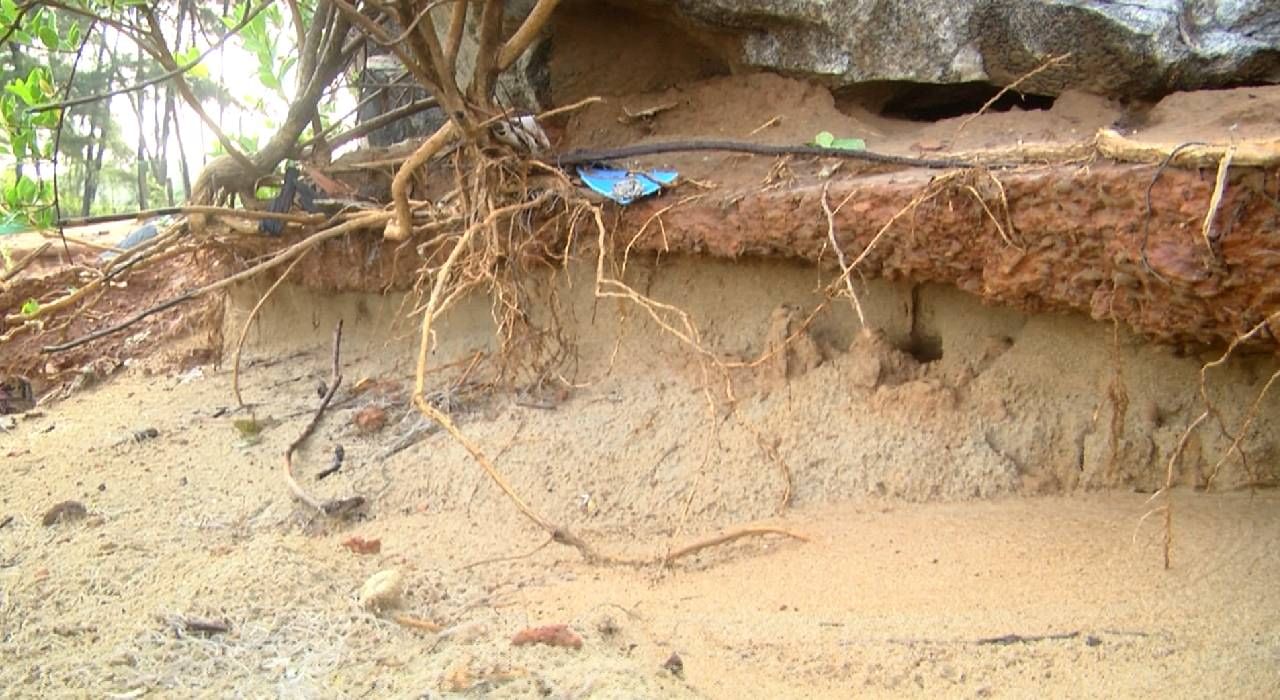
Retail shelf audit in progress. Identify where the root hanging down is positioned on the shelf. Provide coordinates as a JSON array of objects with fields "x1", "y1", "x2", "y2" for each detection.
[{"x1": 283, "y1": 320, "x2": 364, "y2": 516}]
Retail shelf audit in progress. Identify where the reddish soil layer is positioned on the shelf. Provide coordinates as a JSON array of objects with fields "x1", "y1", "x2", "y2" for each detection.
[{"x1": 619, "y1": 162, "x2": 1280, "y2": 348}]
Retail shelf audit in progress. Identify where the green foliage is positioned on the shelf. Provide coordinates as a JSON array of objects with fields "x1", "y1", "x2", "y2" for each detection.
[
  {"x1": 224, "y1": 4, "x2": 295, "y2": 101},
  {"x1": 174, "y1": 45, "x2": 210, "y2": 80},
  {"x1": 0, "y1": 2, "x2": 82, "y2": 230},
  {"x1": 0, "y1": 0, "x2": 344, "y2": 226},
  {"x1": 0, "y1": 170, "x2": 55, "y2": 228},
  {"x1": 813, "y1": 131, "x2": 867, "y2": 151},
  {"x1": 19, "y1": 297, "x2": 39, "y2": 316}
]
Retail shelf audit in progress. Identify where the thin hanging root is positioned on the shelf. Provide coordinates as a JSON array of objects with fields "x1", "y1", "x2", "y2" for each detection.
[
  {"x1": 983, "y1": 171, "x2": 1021, "y2": 250},
  {"x1": 964, "y1": 178, "x2": 1021, "y2": 251},
  {"x1": 283, "y1": 321, "x2": 354, "y2": 514},
  {"x1": 1139, "y1": 306, "x2": 1280, "y2": 565},
  {"x1": 402, "y1": 181, "x2": 809, "y2": 567},
  {"x1": 953, "y1": 52, "x2": 1072, "y2": 135},
  {"x1": 1143, "y1": 411, "x2": 1208, "y2": 569},
  {"x1": 1195, "y1": 310, "x2": 1280, "y2": 490},
  {"x1": 411, "y1": 191, "x2": 583, "y2": 545},
  {"x1": 1200, "y1": 145, "x2": 1235, "y2": 259},
  {"x1": 847, "y1": 172, "x2": 955, "y2": 273},
  {"x1": 590, "y1": 207, "x2": 717, "y2": 363},
  {"x1": 1205, "y1": 367, "x2": 1280, "y2": 488},
  {"x1": 822, "y1": 182, "x2": 867, "y2": 328},
  {"x1": 232, "y1": 249, "x2": 312, "y2": 408}
]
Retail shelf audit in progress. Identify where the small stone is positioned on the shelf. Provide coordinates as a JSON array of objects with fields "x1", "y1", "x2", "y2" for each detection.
[
  {"x1": 359, "y1": 569, "x2": 403, "y2": 612},
  {"x1": 41, "y1": 500, "x2": 87, "y2": 526},
  {"x1": 354, "y1": 406, "x2": 388, "y2": 433},
  {"x1": 511, "y1": 624, "x2": 583, "y2": 649},
  {"x1": 108, "y1": 651, "x2": 137, "y2": 667},
  {"x1": 663, "y1": 651, "x2": 684, "y2": 676}
]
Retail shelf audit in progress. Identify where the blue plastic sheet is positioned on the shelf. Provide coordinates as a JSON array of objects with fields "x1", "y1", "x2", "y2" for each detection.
[{"x1": 576, "y1": 165, "x2": 678, "y2": 205}]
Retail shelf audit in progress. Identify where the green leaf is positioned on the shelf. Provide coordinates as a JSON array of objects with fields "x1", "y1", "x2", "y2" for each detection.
[
  {"x1": 32, "y1": 109, "x2": 58, "y2": 128},
  {"x1": 15, "y1": 174, "x2": 36, "y2": 203},
  {"x1": 175, "y1": 45, "x2": 200, "y2": 64},
  {"x1": 36, "y1": 24, "x2": 57, "y2": 50},
  {"x1": 257, "y1": 65, "x2": 280, "y2": 92},
  {"x1": 5, "y1": 81, "x2": 33, "y2": 105},
  {"x1": 32, "y1": 205, "x2": 53, "y2": 229},
  {"x1": 278, "y1": 56, "x2": 297, "y2": 80},
  {"x1": 813, "y1": 131, "x2": 865, "y2": 151},
  {"x1": 830, "y1": 137, "x2": 866, "y2": 151},
  {"x1": 175, "y1": 46, "x2": 210, "y2": 80},
  {"x1": 20, "y1": 298, "x2": 39, "y2": 316},
  {"x1": 66, "y1": 21, "x2": 80, "y2": 48}
]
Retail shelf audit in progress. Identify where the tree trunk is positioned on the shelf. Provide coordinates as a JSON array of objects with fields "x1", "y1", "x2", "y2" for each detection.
[
  {"x1": 133, "y1": 49, "x2": 148, "y2": 210},
  {"x1": 172, "y1": 99, "x2": 192, "y2": 200},
  {"x1": 157, "y1": 86, "x2": 174, "y2": 206},
  {"x1": 80, "y1": 120, "x2": 108, "y2": 217}
]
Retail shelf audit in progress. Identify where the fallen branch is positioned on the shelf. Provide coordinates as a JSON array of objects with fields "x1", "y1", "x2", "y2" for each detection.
[
  {"x1": 1097, "y1": 129, "x2": 1280, "y2": 167},
  {"x1": 42, "y1": 211, "x2": 389, "y2": 353},
  {"x1": 975, "y1": 631, "x2": 1079, "y2": 646},
  {"x1": 283, "y1": 320, "x2": 359, "y2": 515},
  {"x1": 55, "y1": 205, "x2": 324, "y2": 230},
  {"x1": 661, "y1": 526, "x2": 808, "y2": 565},
  {"x1": 0, "y1": 242, "x2": 51, "y2": 284}
]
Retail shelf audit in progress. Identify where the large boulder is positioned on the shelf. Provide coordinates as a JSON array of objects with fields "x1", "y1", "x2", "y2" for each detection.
[
  {"x1": 642, "y1": 0, "x2": 1280, "y2": 97},
  {"x1": 352, "y1": 0, "x2": 1278, "y2": 144}
]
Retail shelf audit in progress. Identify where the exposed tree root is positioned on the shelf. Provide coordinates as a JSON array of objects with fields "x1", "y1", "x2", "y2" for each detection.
[
  {"x1": 232, "y1": 249, "x2": 314, "y2": 408},
  {"x1": 283, "y1": 320, "x2": 362, "y2": 515},
  {"x1": 953, "y1": 53, "x2": 1072, "y2": 136},
  {"x1": 42, "y1": 211, "x2": 390, "y2": 353}
]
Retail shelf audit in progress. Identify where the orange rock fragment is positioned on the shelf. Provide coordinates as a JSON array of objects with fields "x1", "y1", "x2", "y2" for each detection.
[
  {"x1": 354, "y1": 406, "x2": 387, "y2": 433},
  {"x1": 341, "y1": 536, "x2": 382, "y2": 555},
  {"x1": 511, "y1": 624, "x2": 583, "y2": 649}
]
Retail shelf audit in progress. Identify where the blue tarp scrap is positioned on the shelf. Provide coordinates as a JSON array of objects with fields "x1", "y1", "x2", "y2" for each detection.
[{"x1": 575, "y1": 165, "x2": 678, "y2": 205}]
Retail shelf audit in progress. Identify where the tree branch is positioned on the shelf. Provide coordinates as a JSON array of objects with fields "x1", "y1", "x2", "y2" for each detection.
[
  {"x1": 329, "y1": 0, "x2": 441, "y2": 95},
  {"x1": 467, "y1": 0, "x2": 502, "y2": 102},
  {"x1": 443, "y1": 0, "x2": 468, "y2": 76},
  {"x1": 139, "y1": 6, "x2": 256, "y2": 175},
  {"x1": 312, "y1": 96, "x2": 439, "y2": 152},
  {"x1": 496, "y1": 0, "x2": 560, "y2": 72},
  {"x1": 27, "y1": 0, "x2": 276, "y2": 114}
]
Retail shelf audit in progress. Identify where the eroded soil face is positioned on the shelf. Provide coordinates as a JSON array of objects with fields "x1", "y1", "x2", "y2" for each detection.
[
  {"x1": 2, "y1": 51, "x2": 1280, "y2": 698},
  {"x1": 2, "y1": 257, "x2": 1280, "y2": 697}
]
